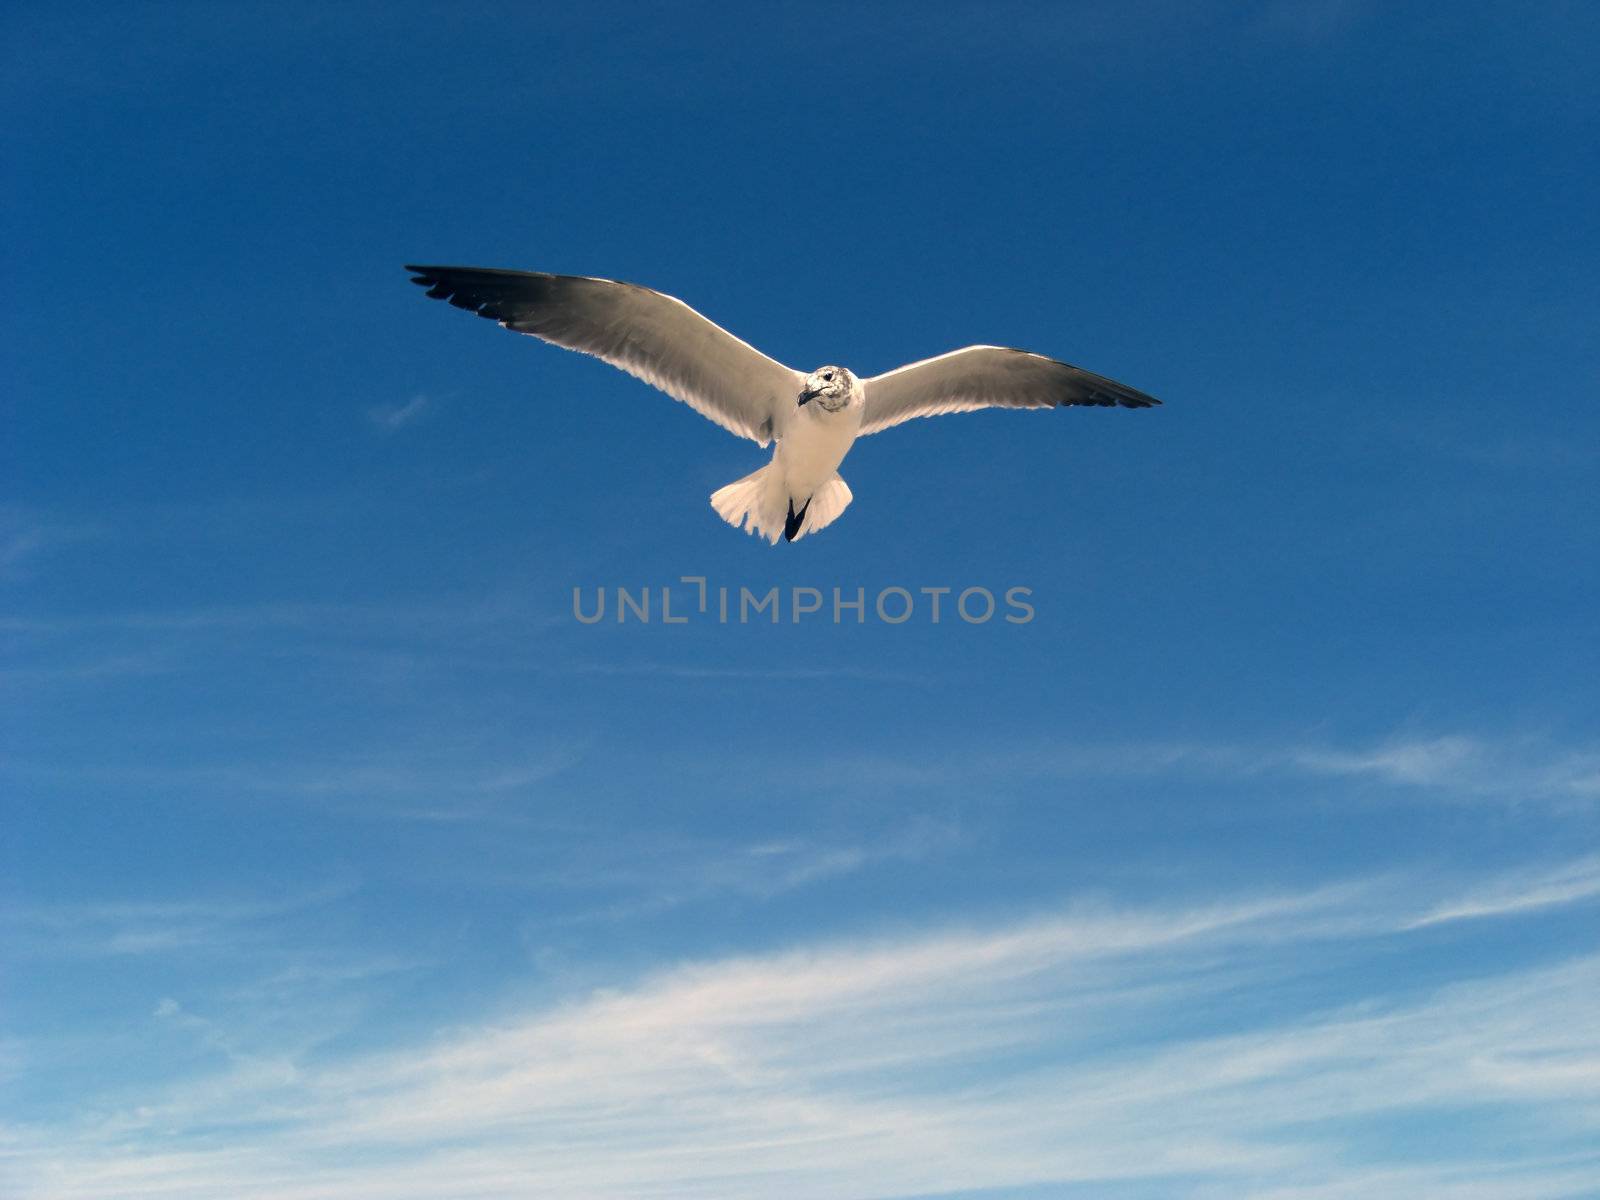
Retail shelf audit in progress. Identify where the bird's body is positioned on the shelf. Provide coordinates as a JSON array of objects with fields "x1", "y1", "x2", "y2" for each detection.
[
  {"x1": 405, "y1": 265, "x2": 1160, "y2": 542},
  {"x1": 779, "y1": 386, "x2": 865, "y2": 499},
  {"x1": 721, "y1": 376, "x2": 864, "y2": 542}
]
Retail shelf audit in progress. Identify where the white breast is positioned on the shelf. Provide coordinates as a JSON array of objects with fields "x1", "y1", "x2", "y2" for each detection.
[{"x1": 775, "y1": 403, "x2": 863, "y2": 495}]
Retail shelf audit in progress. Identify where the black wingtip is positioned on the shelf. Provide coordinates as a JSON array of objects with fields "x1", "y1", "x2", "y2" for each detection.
[{"x1": 403, "y1": 265, "x2": 530, "y2": 326}]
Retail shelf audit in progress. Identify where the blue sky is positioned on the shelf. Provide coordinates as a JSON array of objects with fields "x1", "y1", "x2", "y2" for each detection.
[{"x1": 3, "y1": 2, "x2": 1598, "y2": 1196}]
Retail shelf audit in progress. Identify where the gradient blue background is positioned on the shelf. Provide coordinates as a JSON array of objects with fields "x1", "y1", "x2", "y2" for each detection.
[{"x1": 4, "y1": 3, "x2": 1598, "y2": 1197}]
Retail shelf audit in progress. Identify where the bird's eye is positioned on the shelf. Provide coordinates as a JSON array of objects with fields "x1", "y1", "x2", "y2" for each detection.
[{"x1": 822, "y1": 371, "x2": 834, "y2": 381}]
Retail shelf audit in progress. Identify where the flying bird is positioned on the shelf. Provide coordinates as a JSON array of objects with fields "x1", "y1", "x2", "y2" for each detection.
[{"x1": 405, "y1": 265, "x2": 1160, "y2": 543}]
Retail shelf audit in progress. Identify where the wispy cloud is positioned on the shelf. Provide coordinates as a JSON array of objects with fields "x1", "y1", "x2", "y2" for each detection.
[
  {"x1": 0, "y1": 507, "x2": 97, "y2": 582},
  {"x1": 366, "y1": 394, "x2": 431, "y2": 432},
  {"x1": 0, "y1": 593, "x2": 569, "y2": 701},
  {"x1": 515, "y1": 817, "x2": 964, "y2": 926},
  {"x1": 2, "y1": 885, "x2": 355, "y2": 960},
  {"x1": 0, "y1": 648, "x2": 178, "y2": 688},
  {"x1": 1402, "y1": 854, "x2": 1600, "y2": 929},
  {"x1": 7, "y1": 865, "x2": 1598, "y2": 1200},
  {"x1": 1285, "y1": 734, "x2": 1600, "y2": 804},
  {"x1": 0, "y1": 743, "x2": 588, "y2": 823},
  {"x1": 741, "y1": 732, "x2": 1600, "y2": 807}
]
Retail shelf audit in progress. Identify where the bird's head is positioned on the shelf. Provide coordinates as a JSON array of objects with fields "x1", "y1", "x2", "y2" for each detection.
[{"x1": 798, "y1": 366, "x2": 859, "y2": 413}]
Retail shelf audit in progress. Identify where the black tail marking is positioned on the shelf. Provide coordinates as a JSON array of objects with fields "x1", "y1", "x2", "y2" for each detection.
[{"x1": 784, "y1": 497, "x2": 811, "y2": 542}]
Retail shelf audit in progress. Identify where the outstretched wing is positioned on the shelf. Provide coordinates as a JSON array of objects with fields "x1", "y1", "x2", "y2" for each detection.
[
  {"x1": 406, "y1": 266, "x2": 802, "y2": 446},
  {"x1": 860, "y1": 345, "x2": 1160, "y2": 436}
]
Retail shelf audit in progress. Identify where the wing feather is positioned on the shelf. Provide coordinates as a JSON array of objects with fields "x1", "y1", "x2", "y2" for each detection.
[
  {"x1": 406, "y1": 266, "x2": 801, "y2": 445},
  {"x1": 861, "y1": 345, "x2": 1159, "y2": 436}
]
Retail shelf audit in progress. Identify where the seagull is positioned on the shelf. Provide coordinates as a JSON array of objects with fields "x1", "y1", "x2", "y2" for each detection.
[{"x1": 405, "y1": 265, "x2": 1160, "y2": 543}]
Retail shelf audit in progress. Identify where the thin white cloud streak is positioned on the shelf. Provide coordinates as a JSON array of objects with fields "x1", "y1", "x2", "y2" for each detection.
[
  {"x1": 0, "y1": 507, "x2": 99, "y2": 582},
  {"x1": 0, "y1": 649, "x2": 178, "y2": 687},
  {"x1": 0, "y1": 593, "x2": 571, "y2": 705},
  {"x1": 8, "y1": 866, "x2": 1599, "y2": 1200},
  {"x1": 0, "y1": 745, "x2": 586, "y2": 813},
  {"x1": 508, "y1": 817, "x2": 965, "y2": 926},
  {"x1": 2, "y1": 885, "x2": 355, "y2": 959},
  {"x1": 752, "y1": 732, "x2": 1600, "y2": 807},
  {"x1": 366, "y1": 394, "x2": 430, "y2": 432},
  {"x1": 1285, "y1": 735, "x2": 1600, "y2": 803},
  {"x1": 1214, "y1": 1158, "x2": 1600, "y2": 1200},
  {"x1": 1402, "y1": 854, "x2": 1600, "y2": 929}
]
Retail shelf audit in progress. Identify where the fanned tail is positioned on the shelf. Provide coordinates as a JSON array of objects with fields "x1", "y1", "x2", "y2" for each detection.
[
  {"x1": 710, "y1": 465, "x2": 787, "y2": 544},
  {"x1": 788, "y1": 474, "x2": 852, "y2": 541},
  {"x1": 710, "y1": 468, "x2": 854, "y2": 544}
]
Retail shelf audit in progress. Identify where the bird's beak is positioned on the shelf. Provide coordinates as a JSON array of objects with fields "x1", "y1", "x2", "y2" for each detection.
[{"x1": 797, "y1": 389, "x2": 819, "y2": 407}]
